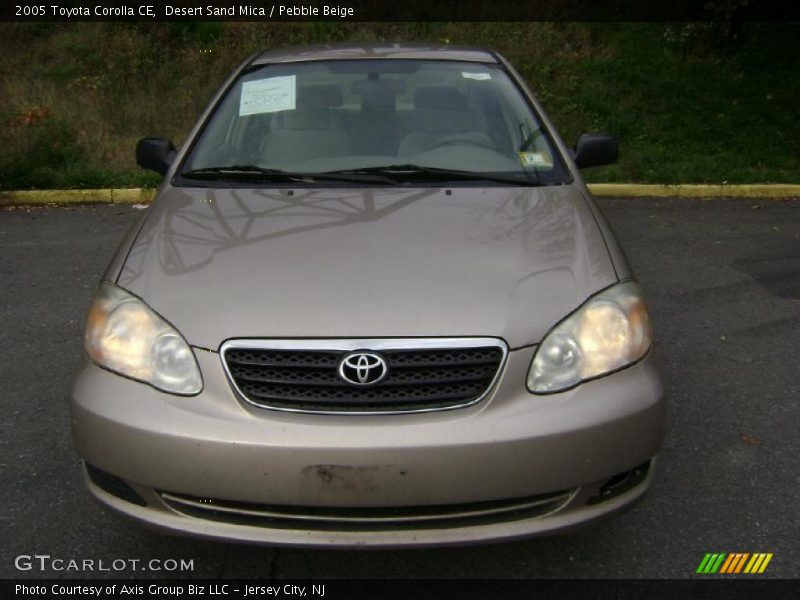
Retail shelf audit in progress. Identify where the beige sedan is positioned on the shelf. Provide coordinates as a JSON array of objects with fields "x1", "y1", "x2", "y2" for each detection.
[{"x1": 71, "y1": 44, "x2": 665, "y2": 547}]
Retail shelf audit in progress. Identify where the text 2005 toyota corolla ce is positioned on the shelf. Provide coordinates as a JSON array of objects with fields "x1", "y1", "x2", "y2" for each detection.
[{"x1": 71, "y1": 44, "x2": 665, "y2": 547}]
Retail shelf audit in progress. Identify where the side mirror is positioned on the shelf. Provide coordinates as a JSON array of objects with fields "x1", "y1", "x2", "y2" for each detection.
[
  {"x1": 136, "y1": 138, "x2": 177, "y2": 175},
  {"x1": 573, "y1": 133, "x2": 618, "y2": 168}
]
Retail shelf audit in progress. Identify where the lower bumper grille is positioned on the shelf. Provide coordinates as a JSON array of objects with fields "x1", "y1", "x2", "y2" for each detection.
[
  {"x1": 86, "y1": 463, "x2": 147, "y2": 507},
  {"x1": 221, "y1": 338, "x2": 507, "y2": 413},
  {"x1": 160, "y1": 489, "x2": 573, "y2": 531}
]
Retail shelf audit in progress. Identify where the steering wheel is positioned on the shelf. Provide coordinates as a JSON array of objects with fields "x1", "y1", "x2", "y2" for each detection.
[{"x1": 424, "y1": 134, "x2": 496, "y2": 152}]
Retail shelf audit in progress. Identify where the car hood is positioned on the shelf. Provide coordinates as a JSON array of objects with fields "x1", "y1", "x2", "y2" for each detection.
[{"x1": 116, "y1": 185, "x2": 617, "y2": 350}]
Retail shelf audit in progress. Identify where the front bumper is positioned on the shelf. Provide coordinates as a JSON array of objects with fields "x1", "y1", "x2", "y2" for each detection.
[{"x1": 70, "y1": 346, "x2": 665, "y2": 547}]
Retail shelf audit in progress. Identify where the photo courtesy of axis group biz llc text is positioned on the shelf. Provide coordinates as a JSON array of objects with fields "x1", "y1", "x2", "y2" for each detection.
[{"x1": 15, "y1": 584, "x2": 326, "y2": 597}]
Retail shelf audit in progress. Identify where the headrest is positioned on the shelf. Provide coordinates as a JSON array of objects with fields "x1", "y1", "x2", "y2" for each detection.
[
  {"x1": 351, "y1": 78, "x2": 406, "y2": 96},
  {"x1": 414, "y1": 86, "x2": 469, "y2": 110},
  {"x1": 296, "y1": 84, "x2": 343, "y2": 110}
]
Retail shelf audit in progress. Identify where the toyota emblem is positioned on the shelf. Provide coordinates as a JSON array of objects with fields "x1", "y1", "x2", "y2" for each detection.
[{"x1": 338, "y1": 352, "x2": 388, "y2": 386}]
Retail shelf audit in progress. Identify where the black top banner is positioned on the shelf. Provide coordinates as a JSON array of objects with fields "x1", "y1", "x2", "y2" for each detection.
[{"x1": 3, "y1": 0, "x2": 800, "y2": 22}]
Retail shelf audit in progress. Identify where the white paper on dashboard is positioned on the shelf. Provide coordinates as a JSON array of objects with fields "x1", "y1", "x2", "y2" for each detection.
[
  {"x1": 462, "y1": 72, "x2": 492, "y2": 80},
  {"x1": 239, "y1": 75, "x2": 297, "y2": 116}
]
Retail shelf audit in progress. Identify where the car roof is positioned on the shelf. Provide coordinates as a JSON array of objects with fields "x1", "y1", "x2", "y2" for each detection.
[{"x1": 250, "y1": 44, "x2": 499, "y2": 65}]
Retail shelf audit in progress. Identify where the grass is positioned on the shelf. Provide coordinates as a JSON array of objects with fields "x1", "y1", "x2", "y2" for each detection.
[{"x1": 0, "y1": 22, "x2": 798, "y2": 189}]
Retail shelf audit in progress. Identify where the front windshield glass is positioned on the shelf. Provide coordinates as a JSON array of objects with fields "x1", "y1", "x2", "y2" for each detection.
[{"x1": 179, "y1": 59, "x2": 569, "y2": 185}]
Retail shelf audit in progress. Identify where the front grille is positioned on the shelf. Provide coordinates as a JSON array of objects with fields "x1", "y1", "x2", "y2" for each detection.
[
  {"x1": 222, "y1": 339, "x2": 506, "y2": 413},
  {"x1": 160, "y1": 489, "x2": 573, "y2": 531}
]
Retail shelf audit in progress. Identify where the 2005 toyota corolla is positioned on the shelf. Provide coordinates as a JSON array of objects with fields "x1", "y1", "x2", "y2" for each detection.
[{"x1": 70, "y1": 44, "x2": 665, "y2": 547}]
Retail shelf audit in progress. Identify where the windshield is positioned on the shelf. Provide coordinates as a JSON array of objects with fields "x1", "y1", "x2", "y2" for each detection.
[{"x1": 178, "y1": 59, "x2": 569, "y2": 185}]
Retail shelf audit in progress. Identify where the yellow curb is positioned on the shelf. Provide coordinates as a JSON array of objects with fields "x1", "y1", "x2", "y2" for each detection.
[
  {"x1": 587, "y1": 183, "x2": 800, "y2": 198},
  {"x1": 110, "y1": 188, "x2": 157, "y2": 203},
  {"x1": 1, "y1": 185, "x2": 799, "y2": 205},
  {"x1": 0, "y1": 188, "x2": 157, "y2": 205}
]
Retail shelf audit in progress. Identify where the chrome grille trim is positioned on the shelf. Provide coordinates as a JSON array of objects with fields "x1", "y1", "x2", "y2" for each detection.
[
  {"x1": 160, "y1": 488, "x2": 575, "y2": 530},
  {"x1": 220, "y1": 337, "x2": 508, "y2": 415}
]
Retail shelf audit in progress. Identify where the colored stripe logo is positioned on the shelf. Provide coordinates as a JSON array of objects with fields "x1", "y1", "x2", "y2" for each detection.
[{"x1": 696, "y1": 553, "x2": 773, "y2": 574}]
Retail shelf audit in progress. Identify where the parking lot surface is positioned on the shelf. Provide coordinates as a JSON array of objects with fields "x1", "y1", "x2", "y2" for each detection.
[{"x1": 1, "y1": 197, "x2": 797, "y2": 578}]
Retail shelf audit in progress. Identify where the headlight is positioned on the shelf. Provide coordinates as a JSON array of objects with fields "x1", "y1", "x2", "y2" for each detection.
[
  {"x1": 84, "y1": 282, "x2": 202, "y2": 395},
  {"x1": 527, "y1": 281, "x2": 652, "y2": 393}
]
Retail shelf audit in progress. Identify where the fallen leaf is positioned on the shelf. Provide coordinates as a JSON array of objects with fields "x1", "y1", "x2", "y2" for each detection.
[{"x1": 739, "y1": 431, "x2": 763, "y2": 446}]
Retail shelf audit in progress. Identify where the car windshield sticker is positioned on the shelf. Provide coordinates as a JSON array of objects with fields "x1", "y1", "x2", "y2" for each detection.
[
  {"x1": 462, "y1": 72, "x2": 492, "y2": 80},
  {"x1": 518, "y1": 151, "x2": 553, "y2": 168},
  {"x1": 239, "y1": 75, "x2": 296, "y2": 116}
]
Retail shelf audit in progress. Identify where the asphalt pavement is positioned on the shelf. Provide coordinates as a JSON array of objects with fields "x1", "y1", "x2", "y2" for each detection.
[{"x1": 1, "y1": 197, "x2": 798, "y2": 578}]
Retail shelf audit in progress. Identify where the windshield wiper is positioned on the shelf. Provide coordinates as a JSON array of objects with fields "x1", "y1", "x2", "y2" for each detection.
[
  {"x1": 325, "y1": 164, "x2": 542, "y2": 186},
  {"x1": 180, "y1": 165, "x2": 396, "y2": 185}
]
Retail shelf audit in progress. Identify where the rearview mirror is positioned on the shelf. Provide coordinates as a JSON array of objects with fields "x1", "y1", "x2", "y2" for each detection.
[
  {"x1": 573, "y1": 133, "x2": 618, "y2": 169},
  {"x1": 136, "y1": 138, "x2": 177, "y2": 175}
]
